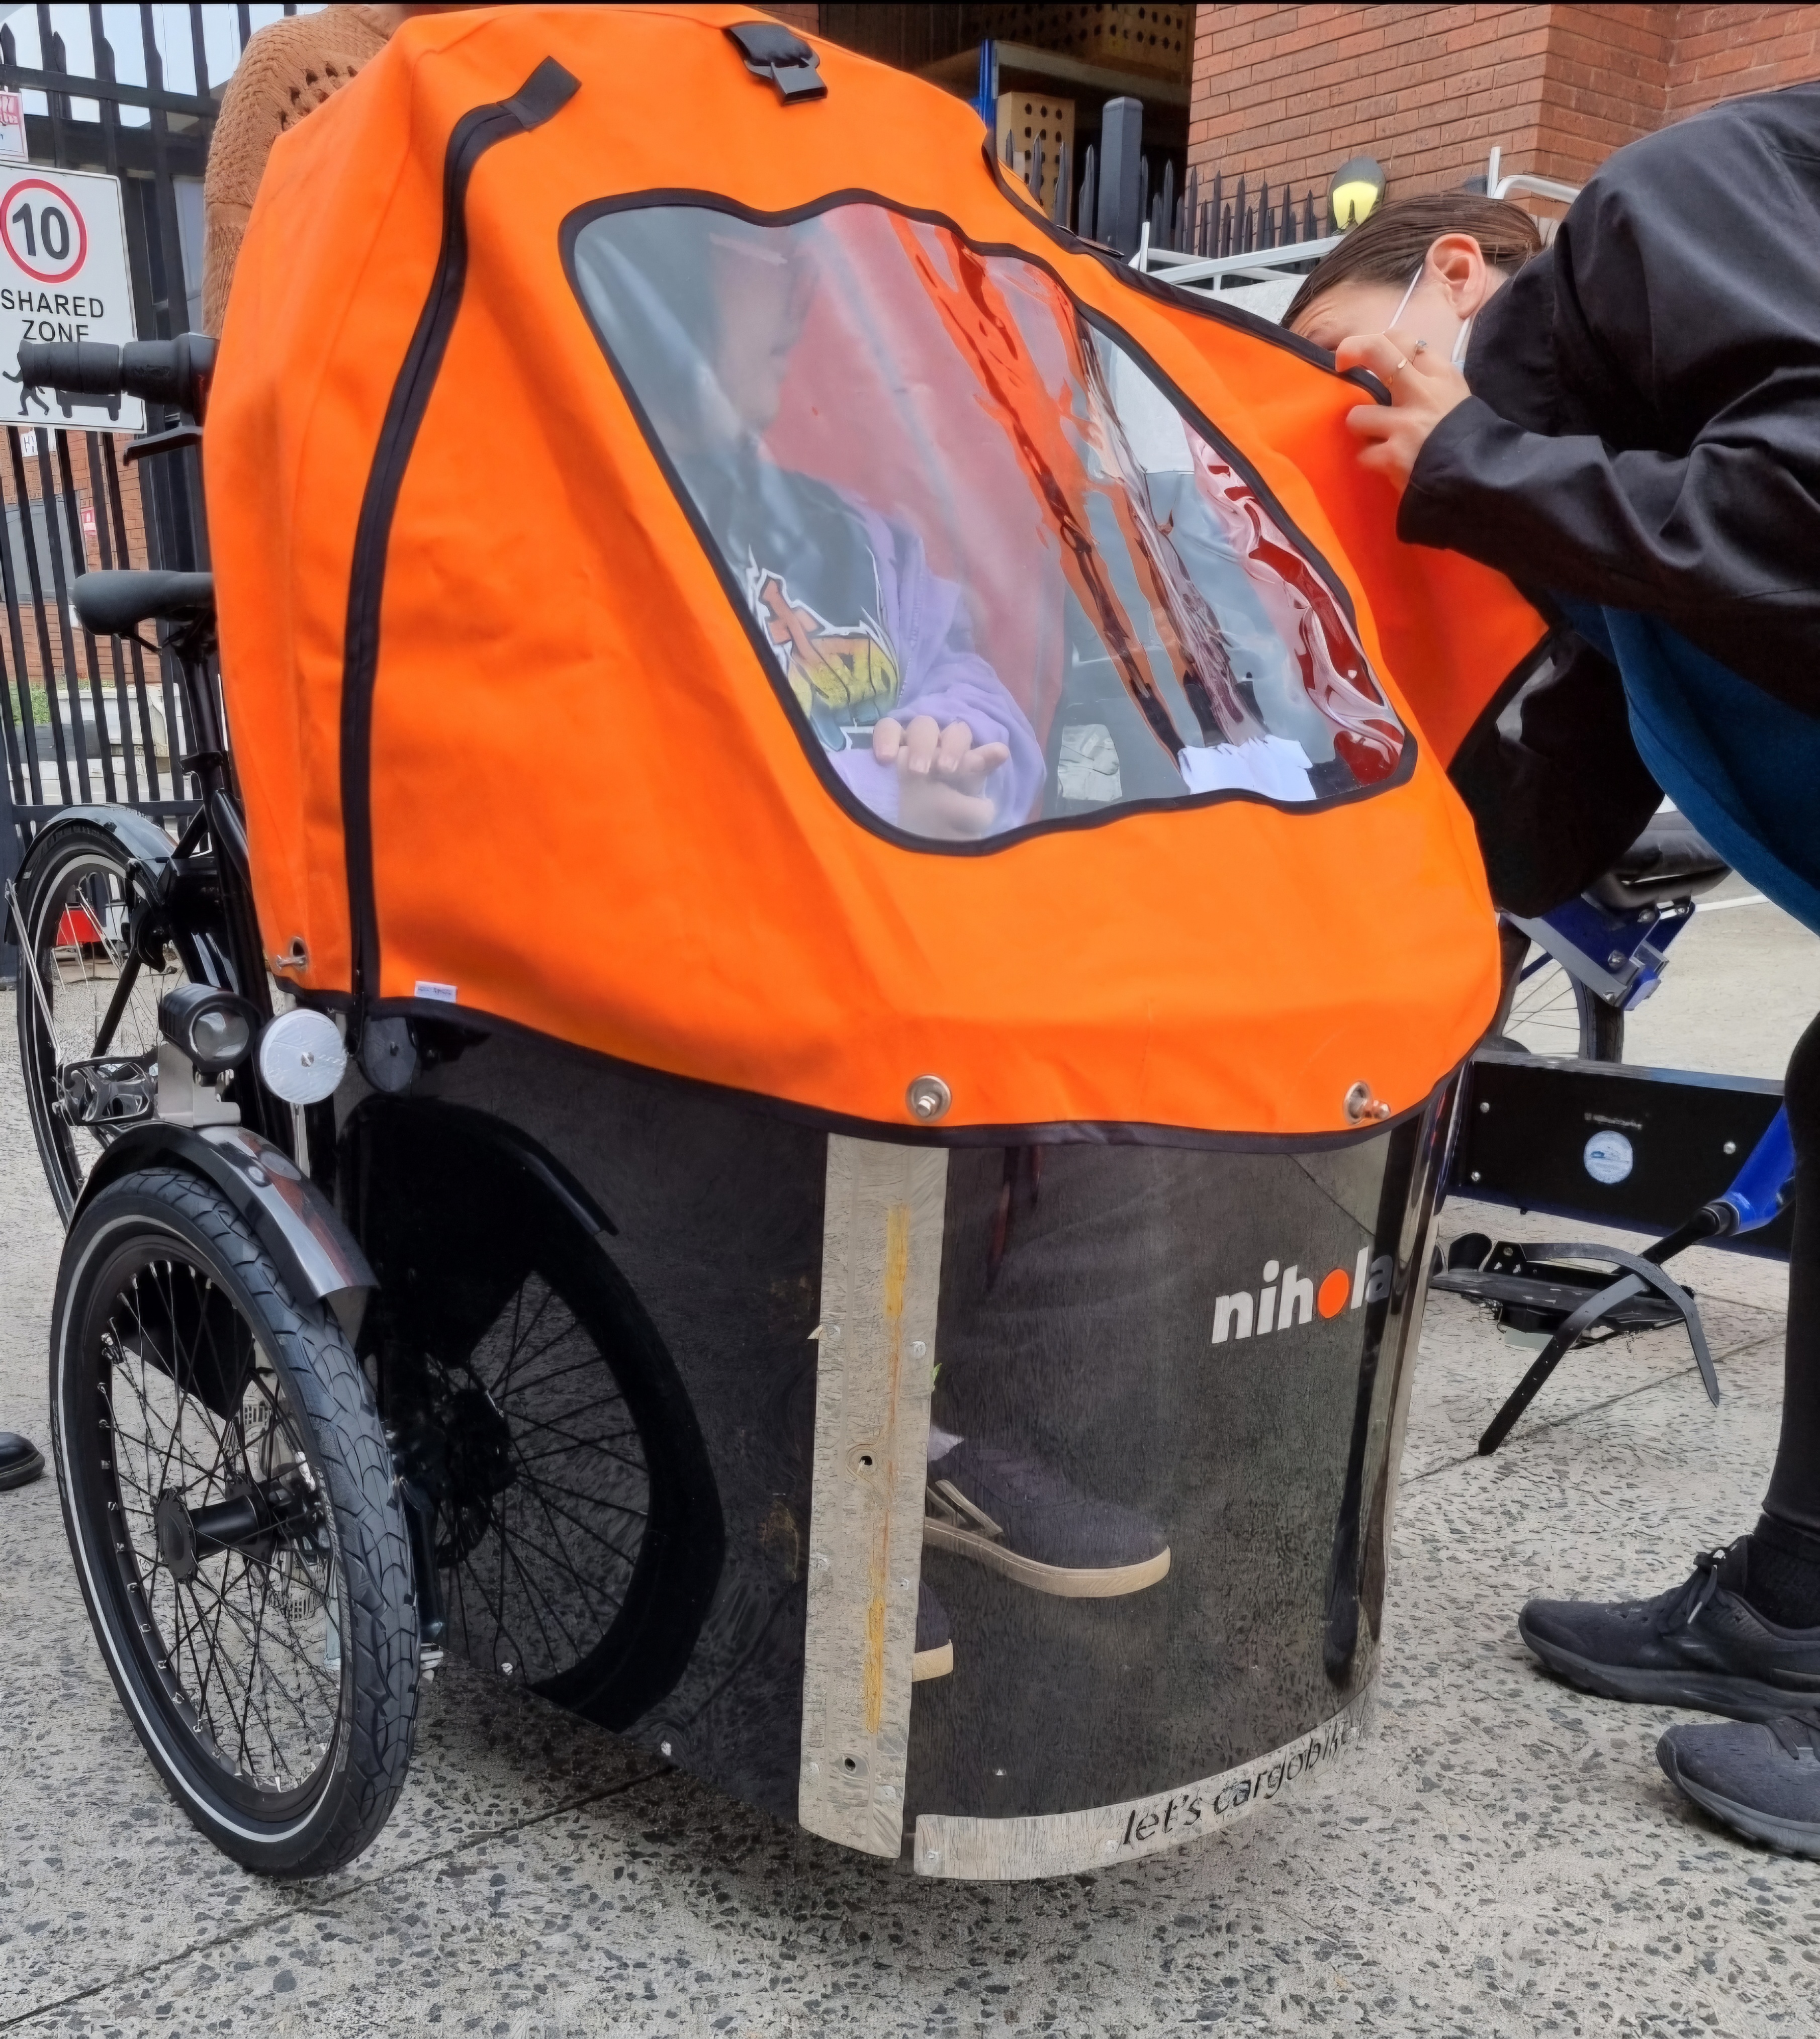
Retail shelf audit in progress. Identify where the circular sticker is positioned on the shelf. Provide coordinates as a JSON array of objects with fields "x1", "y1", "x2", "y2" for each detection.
[
  {"x1": 0, "y1": 177, "x2": 88, "y2": 285},
  {"x1": 1583, "y1": 1130, "x2": 1634, "y2": 1185}
]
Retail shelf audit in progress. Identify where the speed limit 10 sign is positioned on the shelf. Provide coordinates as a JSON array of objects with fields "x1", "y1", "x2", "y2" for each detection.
[{"x1": 0, "y1": 166, "x2": 143, "y2": 433}]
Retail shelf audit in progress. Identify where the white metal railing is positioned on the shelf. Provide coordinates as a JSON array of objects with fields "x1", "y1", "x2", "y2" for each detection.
[
  {"x1": 1129, "y1": 223, "x2": 1339, "y2": 296},
  {"x1": 1487, "y1": 145, "x2": 1581, "y2": 208}
]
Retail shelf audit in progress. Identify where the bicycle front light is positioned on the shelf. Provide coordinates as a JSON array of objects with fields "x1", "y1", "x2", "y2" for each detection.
[{"x1": 158, "y1": 985, "x2": 261, "y2": 1076}]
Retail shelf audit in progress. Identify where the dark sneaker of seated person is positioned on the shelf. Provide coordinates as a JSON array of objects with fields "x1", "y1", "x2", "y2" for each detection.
[
  {"x1": 1657, "y1": 1714, "x2": 1820, "y2": 1860},
  {"x1": 924, "y1": 1435, "x2": 1169, "y2": 1597},
  {"x1": 0, "y1": 1432, "x2": 44, "y2": 1490},
  {"x1": 914, "y1": 1581, "x2": 953, "y2": 1683}
]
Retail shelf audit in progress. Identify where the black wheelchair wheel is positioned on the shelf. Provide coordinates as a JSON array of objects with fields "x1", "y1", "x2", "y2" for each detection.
[
  {"x1": 51, "y1": 1166, "x2": 418, "y2": 1875},
  {"x1": 13, "y1": 822, "x2": 191, "y2": 1222},
  {"x1": 1493, "y1": 929, "x2": 1625, "y2": 1062}
]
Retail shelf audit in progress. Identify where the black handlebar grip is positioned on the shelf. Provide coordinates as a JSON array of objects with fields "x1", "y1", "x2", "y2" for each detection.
[
  {"x1": 17, "y1": 339, "x2": 127, "y2": 397},
  {"x1": 17, "y1": 333, "x2": 219, "y2": 421}
]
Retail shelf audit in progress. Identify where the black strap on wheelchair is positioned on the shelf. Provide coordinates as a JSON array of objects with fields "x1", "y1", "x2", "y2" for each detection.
[{"x1": 1477, "y1": 1240, "x2": 1717, "y2": 1457}]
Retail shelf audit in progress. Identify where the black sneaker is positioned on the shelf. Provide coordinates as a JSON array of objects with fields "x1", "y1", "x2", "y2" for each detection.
[
  {"x1": 913, "y1": 1581, "x2": 953, "y2": 1683},
  {"x1": 1659, "y1": 1715, "x2": 1820, "y2": 1859},
  {"x1": 0, "y1": 1432, "x2": 43, "y2": 1492},
  {"x1": 924, "y1": 1439, "x2": 1169, "y2": 1598},
  {"x1": 1518, "y1": 1540, "x2": 1820, "y2": 1720}
]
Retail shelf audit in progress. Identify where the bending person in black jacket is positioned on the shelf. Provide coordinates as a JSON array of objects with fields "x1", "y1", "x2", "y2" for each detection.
[{"x1": 1289, "y1": 97, "x2": 1820, "y2": 1859}]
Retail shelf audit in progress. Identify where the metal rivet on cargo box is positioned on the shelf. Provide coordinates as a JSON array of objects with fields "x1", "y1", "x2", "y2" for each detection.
[
  {"x1": 1479, "y1": 1100, "x2": 1491, "y2": 1114},
  {"x1": 1470, "y1": 1170, "x2": 1482, "y2": 1183},
  {"x1": 1344, "y1": 1081, "x2": 1391, "y2": 1124},
  {"x1": 906, "y1": 1075, "x2": 951, "y2": 1122},
  {"x1": 1723, "y1": 1140, "x2": 1738, "y2": 1155}
]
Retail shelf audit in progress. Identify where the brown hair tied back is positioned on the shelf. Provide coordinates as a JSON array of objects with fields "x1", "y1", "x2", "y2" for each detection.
[{"x1": 1283, "y1": 194, "x2": 1543, "y2": 333}]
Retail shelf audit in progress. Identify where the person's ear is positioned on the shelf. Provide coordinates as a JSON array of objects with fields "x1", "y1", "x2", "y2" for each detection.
[{"x1": 1423, "y1": 233, "x2": 1494, "y2": 316}]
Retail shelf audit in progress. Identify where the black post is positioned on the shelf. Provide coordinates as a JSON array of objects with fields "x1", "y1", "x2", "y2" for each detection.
[{"x1": 1098, "y1": 97, "x2": 1143, "y2": 255}]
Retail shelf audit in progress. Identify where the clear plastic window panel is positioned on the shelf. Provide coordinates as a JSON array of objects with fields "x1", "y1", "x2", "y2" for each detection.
[{"x1": 571, "y1": 204, "x2": 1405, "y2": 843}]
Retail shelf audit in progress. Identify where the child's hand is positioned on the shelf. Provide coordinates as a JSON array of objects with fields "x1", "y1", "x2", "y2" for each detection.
[{"x1": 872, "y1": 715, "x2": 1011, "y2": 839}]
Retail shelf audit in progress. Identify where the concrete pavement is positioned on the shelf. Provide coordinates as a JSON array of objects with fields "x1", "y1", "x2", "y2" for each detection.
[{"x1": 1, "y1": 897, "x2": 1816, "y2": 2037}]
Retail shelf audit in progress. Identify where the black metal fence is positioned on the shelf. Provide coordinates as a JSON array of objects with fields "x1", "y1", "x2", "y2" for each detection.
[
  {"x1": 1146, "y1": 164, "x2": 1331, "y2": 260},
  {"x1": 1006, "y1": 119, "x2": 1329, "y2": 265},
  {"x1": 0, "y1": 2, "x2": 284, "y2": 887}
]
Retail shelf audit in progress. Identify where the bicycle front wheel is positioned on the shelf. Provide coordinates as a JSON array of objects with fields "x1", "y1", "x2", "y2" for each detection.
[{"x1": 52, "y1": 1166, "x2": 419, "y2": 1874}]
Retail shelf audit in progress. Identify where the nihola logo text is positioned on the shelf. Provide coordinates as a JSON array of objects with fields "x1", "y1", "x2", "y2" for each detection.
[{"x1": 1211, "y1": 1245, "x2": 1392, "y2": 1344}]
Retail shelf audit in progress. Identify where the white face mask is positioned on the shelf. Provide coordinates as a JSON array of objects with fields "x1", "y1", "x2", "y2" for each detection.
[
  {"x1": 1386, "y1": 266, "x2": 1422, "y2": 333},
  {"x1": 1386, "y1": 263, "x2": 1474, "y2": 366}
]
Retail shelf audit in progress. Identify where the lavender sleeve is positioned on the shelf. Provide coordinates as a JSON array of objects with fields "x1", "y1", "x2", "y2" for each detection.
[{"x1": 828, "y1": 506, "x2": 1046, "y2": 832}]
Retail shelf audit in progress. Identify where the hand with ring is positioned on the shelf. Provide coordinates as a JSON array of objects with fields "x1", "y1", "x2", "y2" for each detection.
[{"x1": 1334, "y1": 326, "x2": 1474, "y2": 491}]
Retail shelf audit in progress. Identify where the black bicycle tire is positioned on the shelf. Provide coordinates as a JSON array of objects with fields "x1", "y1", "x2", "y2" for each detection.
[
  {"x1": 13, "y1": 822, "x2": 184, "y2": 1223},
  {"x1": 1575, "y1": 976, "x2": 1626, "y2": 1061},
  {"x1": 1490, "y1": 926, "x2": 1626, "y2": 1063},
  {"x1": 51, "y1": 1165, "x2": 419, "y2": 1875}
]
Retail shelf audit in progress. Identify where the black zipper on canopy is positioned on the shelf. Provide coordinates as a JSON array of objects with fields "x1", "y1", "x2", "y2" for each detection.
[{"x1": 340, "y1": 57, "x2": 579, "y2": 1000}]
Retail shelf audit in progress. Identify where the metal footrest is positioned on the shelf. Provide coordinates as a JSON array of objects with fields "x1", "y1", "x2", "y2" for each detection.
[{"x1": 1431, "y1": 1233, "x2": 1716, "y2": 1455}]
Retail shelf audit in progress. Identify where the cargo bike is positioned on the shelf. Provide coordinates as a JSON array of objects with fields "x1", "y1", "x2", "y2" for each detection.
[{"x1": 8, "y1": 7, "x2": 1560, "y2": 1879}]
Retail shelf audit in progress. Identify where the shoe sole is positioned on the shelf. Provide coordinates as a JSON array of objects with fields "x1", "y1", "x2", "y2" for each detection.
[
  {"x1": 923, "y1": 1518, "x2": 1170, "y2": 1598},
  {"x1": 1519, "y1": 1612, "x2": 1820, "y2": 1723},
  {"x1": 912, "y1": 1641, "x2": 954, "y2": 1682},
  {"x1": 0, "y1": 1449, "x2": 43, "y2": 1492},
  {"x1": 1658, "y1": 1738, "x2": 1820, "y2": 1860}
]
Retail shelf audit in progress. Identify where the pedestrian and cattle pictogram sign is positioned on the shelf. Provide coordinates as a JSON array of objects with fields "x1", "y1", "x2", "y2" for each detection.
[{"x1": 0, "y1": 166, "x2": 142, "y2": 432}]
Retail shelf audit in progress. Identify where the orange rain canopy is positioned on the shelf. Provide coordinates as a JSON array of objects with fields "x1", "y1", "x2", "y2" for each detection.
[{"x1": 206, "y1": 5, "x2": 1546, "y2": 1143}]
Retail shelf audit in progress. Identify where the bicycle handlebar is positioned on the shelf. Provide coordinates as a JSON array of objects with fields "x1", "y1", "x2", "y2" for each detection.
[{"x1": 16, "y1": 333, "x2": 218, "y2": 418}]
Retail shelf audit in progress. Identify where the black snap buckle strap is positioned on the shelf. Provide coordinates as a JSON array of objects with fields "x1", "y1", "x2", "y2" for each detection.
[{"x1": 724, "y1": 22, "x2": 827, "y2": 103}]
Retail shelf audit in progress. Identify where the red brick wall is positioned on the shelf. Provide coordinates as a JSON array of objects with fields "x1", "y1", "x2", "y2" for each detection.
[
  {"x1": 1531, "y1": 5, "x2": 1676, "y2": 183},
  {"x1": 1667, "y1": 4, "x2": 1820, "y2": 113},
  {"x1": 1191, "y1": 3, "x2": 1820, "y2": 206}
]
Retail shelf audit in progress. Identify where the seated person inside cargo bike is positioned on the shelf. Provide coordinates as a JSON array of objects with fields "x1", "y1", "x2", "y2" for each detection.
[
  {"x1": 573, "y1": 204, "x2": 1411, "y2": 1622},
  {"x1": 577, "y1": 206, "x2": 1406, "y2": 840}
]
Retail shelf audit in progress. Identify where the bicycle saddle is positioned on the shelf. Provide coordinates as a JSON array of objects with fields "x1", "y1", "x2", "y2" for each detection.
[
  {"x1": 72, "y1": 570, "x2": 214, "y2": 637},
  {"x1": 1588, "y1": 812, "x2": 1731, "y2": 911}
]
